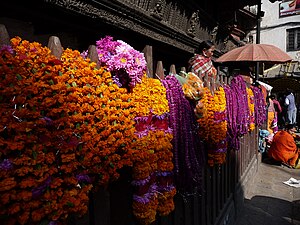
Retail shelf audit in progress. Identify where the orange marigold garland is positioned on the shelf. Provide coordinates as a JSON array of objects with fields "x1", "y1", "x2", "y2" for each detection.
[
  {"x1": 196, "y1": 87, "x2": 227, "y2": 166},
  {"x1": 246, "y1": 87, "x2": 255, "y2": 131},
  {"x1": 130, "y1": 76, "x2": 175, "y2": 224},
  {"x1": 0, "y1": 37, "x2": 175, "y2": 225},
  {"x1": 0, "y1": 37, "x2": 137, "y2": 224}
]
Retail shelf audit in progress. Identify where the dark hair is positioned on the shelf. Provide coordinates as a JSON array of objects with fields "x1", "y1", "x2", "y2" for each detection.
[
  {"x1": 270, "y1": 94, "x2": 276, "y2": 100},
  {"x1": 285, "y1": 123, "x2": 296, "y2": 130},
  {"x1": 196, "y1": 40, "x2": 215, "y2": 54},
  {"x1": 286, "y1": 88, "x2": 292, "y2": 95}
]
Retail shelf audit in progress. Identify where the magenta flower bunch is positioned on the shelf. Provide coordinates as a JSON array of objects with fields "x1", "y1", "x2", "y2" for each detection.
[{"x1": 94, "y1": 36, "x2": 147, "y2": 88}]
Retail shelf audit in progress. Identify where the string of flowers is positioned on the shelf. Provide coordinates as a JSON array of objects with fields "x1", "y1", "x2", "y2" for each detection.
[
  {"x1": 246, "y1": 87, "x2": 255, "y2": 131},
  {"x1": 251, "y1": 85, "x2": 267, "y2": 127},
  {"x1": 130, "y1": 75, "x2": 175, "y2": 225},
  {"x1": 223, "y1": 84, "x2": 240, "y2": 150},
  {"x1": 163, "y1": 75, "x2": 204, "y2": 194},
  {"x1": 197, "y1": 87, "x2": 227, "y2": 166},
  {"x1": 0, "y1": 37, "x2": 139, "y2": 225},
  {"x1": 230, "y1": 76, "x2": 250, "y2": 136}
]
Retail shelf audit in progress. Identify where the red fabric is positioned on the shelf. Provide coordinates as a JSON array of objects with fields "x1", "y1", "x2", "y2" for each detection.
[
  {"x1": 272, "y1": 99, "x2": 282, "y2": 114},
  {"x1": 268, "y1": 130, "x2": 299, "y2": 166},
  {"x1": 188, "y1": 54, "x2": 216, "y2": 78}
]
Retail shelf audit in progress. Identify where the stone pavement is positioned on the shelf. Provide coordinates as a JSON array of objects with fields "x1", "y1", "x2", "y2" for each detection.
[{"x1": 236, "y1": 160, "x2": 300, "y2": 225}]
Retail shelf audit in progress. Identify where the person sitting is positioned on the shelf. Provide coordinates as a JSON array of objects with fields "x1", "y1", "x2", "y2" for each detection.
[{"x1": 267, "y1": 123, "x2": 299, "y2": 168}]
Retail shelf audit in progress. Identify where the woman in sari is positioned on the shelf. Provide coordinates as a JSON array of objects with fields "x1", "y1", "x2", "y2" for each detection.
[{"x1": 268, "y1": 124, "x2": 299, "y2": 168}]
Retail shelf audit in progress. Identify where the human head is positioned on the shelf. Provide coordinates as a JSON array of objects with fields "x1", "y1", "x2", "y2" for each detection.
[
  {"x1": 285, "y1": 123, "x2": 297, "y2": 134},
  {"x1": 196, "y1": 40, "x2": 215, "y2": 58},
  {"x1": 270, "y1": 94, "x2": 276, "y2": 100},
  {"x1": 286, "y1": 88, "x2": 292, "y2": 95}
]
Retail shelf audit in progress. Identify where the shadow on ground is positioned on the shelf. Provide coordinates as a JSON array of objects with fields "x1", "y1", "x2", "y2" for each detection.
[{"x1": 236, "y1": 195, "x2": 300, "y2": 225}]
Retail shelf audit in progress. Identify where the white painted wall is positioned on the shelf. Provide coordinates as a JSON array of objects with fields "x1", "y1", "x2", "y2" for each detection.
[{"x1": 252, "y1": 0, "x2": 300, "y2": 60}]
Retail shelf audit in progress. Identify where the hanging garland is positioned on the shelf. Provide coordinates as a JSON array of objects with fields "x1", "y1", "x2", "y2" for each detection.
[
  {"x1": 223, "y1": 84, "x2": 239, "y2": 150},
  {"x1": 196, "y1": 87, "x2": 227, "y2": 166},
  {"x1": 0, "y1": 37, "x2": 175, "y2": 225},
  {"x1": 0, "y1": 37, "x2": 140, "y2": 224},
  {"x1": 246, "y1": 87, "x2": 255, "y2": 131},
  {"x1": 230, "y1": 76, "x2": 250, "y2": 136},
  {"x1": 251, "y1": 85, "x2": 267, "y2": 127},
  {"x1": 130, "y1": 76, "x2": 175, "y2": 225},
  {"x1": 162, "y1": 75, "x2": 204, "y2": 195}
]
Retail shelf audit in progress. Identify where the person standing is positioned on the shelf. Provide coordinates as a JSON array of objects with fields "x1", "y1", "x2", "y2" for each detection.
[
  {"x1": 270, "y1": 94, "x2": 282, "y2": 131},
  {"x1": 188, "y1": 40, "x2": 217, "y2": 78},
  {"x1": 267, "y1": 96, "x2": 276, "y2": 134},
  {"x1": 285, "y1": 89, "x2": 297, "y2": 125}
]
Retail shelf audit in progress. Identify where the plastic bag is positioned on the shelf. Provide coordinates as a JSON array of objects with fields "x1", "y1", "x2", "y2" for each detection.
[{"x1": 175, "y1": 72, "x2": 204, "y2": 101}]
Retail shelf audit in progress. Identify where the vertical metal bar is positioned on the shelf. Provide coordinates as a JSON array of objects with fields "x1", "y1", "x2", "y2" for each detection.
[{"x1": 255, "y1": 0, "x2": 262, "y2": 82}]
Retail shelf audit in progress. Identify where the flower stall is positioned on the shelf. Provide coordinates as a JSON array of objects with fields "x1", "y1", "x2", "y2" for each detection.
[{"x1": 0, "y1": 25, "x2": 267, "y2": 225}]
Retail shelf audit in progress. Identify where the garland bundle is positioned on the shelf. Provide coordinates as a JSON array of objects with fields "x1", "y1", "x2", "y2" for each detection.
[
  {"x1": 0, "y1": 37, "x2": 140, "y2": 224},
  {"x1": 163, "y1": 75, "x2": 204, "y2": 194},
  {"x1": 0, "y1": 37, "x2": 175, "y2": 225},
  {"x1": 130, "y1": 76, "x2": 175, "y2": 225},
  {"x1": 246, "y1": 87, "x2": 255, "y2": 131},
  {"x1": 230, "y1": 76, "x2": 250, "y2": 136},
  {"x1": 251, "y1": 85, "x2": 267, "y2": 127},
  {"x1": 197, "y1": 87, "x2": 227, "y2": 166}
]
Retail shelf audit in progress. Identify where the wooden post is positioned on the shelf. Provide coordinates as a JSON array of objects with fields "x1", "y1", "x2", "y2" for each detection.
[
  {"x1": 169, "y1": 64, "x2": 176, "y2": 75},
  {"x1": 142, "y1": 45, "x2": 153, "y2": 78},
  {"x1": 0, "y1": 24, "x2": 10, "y2": 48},
  {"x1": 87, "y1": 45, "x2": 100, "y2": 69},
  {"x1": 48, "y1": 36, "x2": 63, "y2": 59},
  {"x1": 155, "y1": 61, "x2": 165, "y2": 80}
]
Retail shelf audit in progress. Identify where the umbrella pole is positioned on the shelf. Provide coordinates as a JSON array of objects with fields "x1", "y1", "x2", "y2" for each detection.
[{"x1": 255, "y1": 0, "x2": 262, "y2": 82}]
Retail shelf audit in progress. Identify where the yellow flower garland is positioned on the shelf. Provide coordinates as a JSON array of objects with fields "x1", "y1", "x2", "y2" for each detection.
[
  {"x1": 246, "y1": 87, "x2": 255, "y2": 131},
  {"x1": 130, "y1": 75, "x2": 174, "y2": 225},
  {"x1": 197, "y1": 87, "x2": 227, "y2": 166}
]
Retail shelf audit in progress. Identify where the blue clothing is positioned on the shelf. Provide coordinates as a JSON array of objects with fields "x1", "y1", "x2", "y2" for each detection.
[
  {"x1": 285, "y1": 93, "x2": 297, "y2": 124},
  {"x1": 286, "y1": 94, "x2": 296, "y2": 111},
  {"x1": 259, "y1": 129, "x2": 270, "y2": 153}
]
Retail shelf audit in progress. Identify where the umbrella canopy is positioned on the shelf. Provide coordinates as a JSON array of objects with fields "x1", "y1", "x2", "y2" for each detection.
[{"x1": 216, "y1": 44, "x2": 292, "y2": 63}]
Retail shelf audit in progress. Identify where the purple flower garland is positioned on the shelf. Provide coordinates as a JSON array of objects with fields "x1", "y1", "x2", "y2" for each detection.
[
  {"x1": 224, "y1": 76, "x2": 267, "y2": 150},
  {"x1": 230, "y1": 76, "x2": 250, "y2": 136},
  {"x1": 251, "y1": 85, "x2": 267, "y2": 126},
  {"x1": 224, "y1": 75, "x2": 250, "y2": 150},
  {"x1": 162, "y1": 75, "x2": 205, "y2": 195},
  {"x1": 223, "y1": 84, "x2": 240, "y2": 150}
]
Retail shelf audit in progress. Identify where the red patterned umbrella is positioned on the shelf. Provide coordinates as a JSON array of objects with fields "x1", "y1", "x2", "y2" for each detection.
[{"x1": 216, "y1": 44, "x2": 292, "y2": 63}]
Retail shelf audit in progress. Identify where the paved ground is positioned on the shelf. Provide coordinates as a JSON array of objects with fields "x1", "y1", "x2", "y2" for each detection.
[{"x1": 236, "y1": 159, "x2": 300, "y2": 225}]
